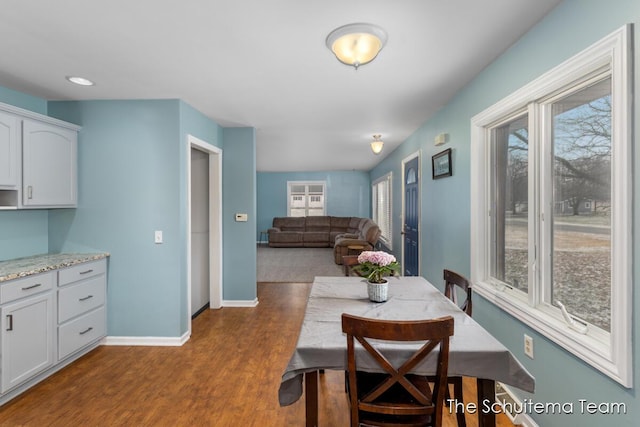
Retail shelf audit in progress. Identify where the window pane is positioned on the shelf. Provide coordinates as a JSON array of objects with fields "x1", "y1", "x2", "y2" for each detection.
[
  {"x1": 551, "y1": 78, "x2": 611, "y2": 331},
  {"x1": 491, "y1": 115, "x2": 529, "y2": 292},
  {"x1": 372, "y1": 175, "x2": 392, "y2": 245},
  {"x1": 291, "y1": 185, "x2": 305, "y2": 194}
]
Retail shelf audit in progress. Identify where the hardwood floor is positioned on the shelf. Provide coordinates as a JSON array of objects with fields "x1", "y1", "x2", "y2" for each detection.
[{"x1": 0, "y1": 282, "x2": 518, "y2": 426}]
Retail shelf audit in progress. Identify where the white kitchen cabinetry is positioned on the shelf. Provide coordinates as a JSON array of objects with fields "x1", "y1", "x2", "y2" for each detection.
[
  {"x1": 22, "y1": 119, "x2": 77, "y2": 208},
  {"x1": 0, "y1": 101, "x2": 80, "y2": 209},
  {"x1": 0, "y1": 111, "x2": 19, "y2": 188},
  {"x1": 0, "y1": 272, "x2": 55, "y2": 393},
  {"x1": 0, "y1": 256, "x2": 107, "y2": 405},
  {"x1": 0, "y1": 111, "x2": 20, "y2": 208},
  {"x1": 57, "y1": 259, "x2": 107, "y2": 360}
]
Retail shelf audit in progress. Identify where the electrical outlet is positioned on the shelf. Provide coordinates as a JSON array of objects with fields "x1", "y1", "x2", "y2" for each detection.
[{"x1": 524, "y1": 334, "x2": 534, "y2": 359}]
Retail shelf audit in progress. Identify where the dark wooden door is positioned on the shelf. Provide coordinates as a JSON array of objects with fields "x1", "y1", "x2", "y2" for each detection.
[{"x1": 403, "y1": 157, "x2": 419, "y2": 276}]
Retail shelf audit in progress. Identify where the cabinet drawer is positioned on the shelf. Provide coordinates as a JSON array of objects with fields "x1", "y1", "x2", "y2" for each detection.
[
  {"x1": 58, "y1": 306, "x2": 106, "y2": 361},
  {"x1": 58, "y1": 259, "x2": 106, "y2": 286},
  {"x1": 58, "y1": 276, "x2": 106, "y2": 323},
  {"x1": 0, "y1": 272, "x2": 54, "y2": 304}
]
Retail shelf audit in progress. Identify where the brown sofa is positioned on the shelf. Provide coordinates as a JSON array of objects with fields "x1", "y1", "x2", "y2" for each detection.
[{"x1": 267, "y1": 216, "x2": 380, "y2": 264}]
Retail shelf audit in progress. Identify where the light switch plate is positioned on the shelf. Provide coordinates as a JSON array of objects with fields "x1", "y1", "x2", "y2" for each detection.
[
  {"x1": 154, "y1": 230, "x2": 163, "y2": 244},
  {"x1": 235, "y1": 213, "x2": 248, "y2": 222}
]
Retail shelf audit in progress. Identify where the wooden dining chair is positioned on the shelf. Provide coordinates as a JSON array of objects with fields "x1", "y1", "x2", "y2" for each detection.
[
  {"x1": 342, "y1": 255, "x2": 362, "y2": 277},
  {"x1": 443, "y1": 269, "x2": 472, "y2": 427},
  {"x1": 444, "y1": 269, "x2": 472, "y2": 316},
  {"x1": 342, "y1": 313, "x2": 454, "y2": 427}
]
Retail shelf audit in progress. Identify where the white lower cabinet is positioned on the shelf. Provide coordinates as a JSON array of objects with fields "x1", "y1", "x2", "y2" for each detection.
[
  {"x1": 0, "y1": 257, "x2": 107, "y2": 404},
  {"x1": 56, "y1": 259, "x2": 107, "y2": 361},
  {"x1": 0, "y1": 291, "x2": 54, "y2": 393}
]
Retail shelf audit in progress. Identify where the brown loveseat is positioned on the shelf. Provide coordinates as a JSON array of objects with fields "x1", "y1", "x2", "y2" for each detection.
[{"x1": 267, "y1": 216, "x2": 381, "y2": 264}]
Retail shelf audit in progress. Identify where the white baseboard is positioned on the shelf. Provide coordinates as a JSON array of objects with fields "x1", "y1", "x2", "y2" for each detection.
[
  {"x1": 102, "y1": 300, "x2": 259, "y2": 346},
  {"x1": 497, "y1": 383, "x2": 539, "y2": 427},
  {"x1": 103, "y1": 331, "x2": 190, "y2": 347},
  {"x1": 223, "y1": 298, "x2": 259, "y2": 307}
]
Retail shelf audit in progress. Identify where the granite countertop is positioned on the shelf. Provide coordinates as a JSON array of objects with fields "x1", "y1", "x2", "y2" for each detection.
[{"x1": 0, "y1": 253, "x2": 109, "y2": 283}]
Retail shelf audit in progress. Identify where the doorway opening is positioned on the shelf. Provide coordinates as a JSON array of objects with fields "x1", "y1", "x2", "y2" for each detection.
[
  {"x1": 187, "y1": 135, "x2": 222, "y2": 333},
  {"x1": 402, "y1": 151, "x2": 421, "y2": 276}
]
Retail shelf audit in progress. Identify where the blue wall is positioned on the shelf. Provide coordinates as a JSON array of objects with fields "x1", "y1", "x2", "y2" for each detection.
[
  {"x1": 256, "y1": 171, "x2": 371, "y2": 238},
  {"x1": 371, "y1": 1, "x2": 639, "y2": 425},
  {"x1": 0, "y1": 86, "x2": 47, "y2": 115},
  {"x1": 223, "y1": 128, "x2": 257, "y2": 301},
  {"x1": 48, "y1": 100, "x2": 185, "y2": 337},
  {"x1": 0, "y1": 92, "x2": 257, "y2": 339}
]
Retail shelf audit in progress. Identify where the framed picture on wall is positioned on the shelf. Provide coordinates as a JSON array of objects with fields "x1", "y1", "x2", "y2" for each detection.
[{"x1": 432, "y1": 148, "x2": 452, "y2": 179}]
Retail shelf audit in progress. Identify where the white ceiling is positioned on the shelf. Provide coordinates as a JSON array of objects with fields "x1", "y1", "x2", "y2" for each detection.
[{"x1": 0, "y1": 0, "x2": 561, "y2": 172}]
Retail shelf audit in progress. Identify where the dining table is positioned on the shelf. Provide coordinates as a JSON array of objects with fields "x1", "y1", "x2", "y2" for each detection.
[{"x1": 278, "y1": 275, "x2": 535, "y2": 427}]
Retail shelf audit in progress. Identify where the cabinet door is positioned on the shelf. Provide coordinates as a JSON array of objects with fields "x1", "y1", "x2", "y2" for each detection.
[
  {"x1": 1, "y1": 292, "x2": 55, "y2": 393},
  {"x1": 22, "y1": 120, "x2": 77, "y2": 207},
  {"x1": 0, "y1": 111, "x2": 19, "y2": 188}
]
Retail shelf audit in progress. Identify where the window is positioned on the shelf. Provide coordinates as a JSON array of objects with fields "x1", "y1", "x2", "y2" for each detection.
[
  {"x1": 471, "y1": 26, "x2": 631, "y2": 386},
  {"x1": 372, "y1": 173, "x2": 392, "y2": 248},
  {"x1": 287, "y1": 181, "x2": 326, "y2": 217}
]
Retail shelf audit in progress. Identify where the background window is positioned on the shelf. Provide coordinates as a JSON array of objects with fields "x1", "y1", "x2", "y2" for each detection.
[
  {"x1": 372, "y1": 173, "x2": 392, "y2": 248},
  {"x1": 471, "y1": 26, "x2": 630, "y2": 386},
  {"x1": 287, "y1": 181, "x2": 326, "y2": 217}
]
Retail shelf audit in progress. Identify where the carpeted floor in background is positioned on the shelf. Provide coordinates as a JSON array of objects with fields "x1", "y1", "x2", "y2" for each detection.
[{"x1": 256, "y1": 246, "x2": 344, "y2": 282}]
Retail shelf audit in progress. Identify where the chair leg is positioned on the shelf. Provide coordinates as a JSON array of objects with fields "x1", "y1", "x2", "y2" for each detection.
[{"x1": 452, "y1": 377, "x2": 466, "y2": 427}]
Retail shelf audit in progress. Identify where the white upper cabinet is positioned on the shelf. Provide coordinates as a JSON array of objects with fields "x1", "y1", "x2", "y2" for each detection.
[
  {"x1": 0, "y1": 111, "x2": 19, "y2": 189},
  {"x1": 0, "y1": 102, "x2": 80, "y2": 209},
  {"x1": 22, "y1": 120, "x2": 77, "y2": 208}
]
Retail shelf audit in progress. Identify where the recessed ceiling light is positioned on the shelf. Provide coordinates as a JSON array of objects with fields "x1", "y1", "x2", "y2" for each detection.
[{"x1": 66, "y1": 76, "x2": 95, "y2": 86}]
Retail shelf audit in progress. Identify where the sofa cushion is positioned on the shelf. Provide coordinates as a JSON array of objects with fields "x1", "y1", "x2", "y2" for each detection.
[
  {"x1": 347, "y1": 217, "x2": 361, "y2": 234},
  {"x1": 270, "y1": 231, "x2": 303, "y2": 244},
  {"x1": 303, "y1": 232, "x2": 330, "y2": 246},
  {"x1": 273, "y1": 217, "x2": 306, "y2": 232},
  {"x1": 330, "y1": 216, "x2": 351, "y2": 232},
  {"x1": 359, "y1": 220, "x2": 381, "y2": 244},
  {"x1": 305, "y1": 216, "x2": 330, "y2": 232}
]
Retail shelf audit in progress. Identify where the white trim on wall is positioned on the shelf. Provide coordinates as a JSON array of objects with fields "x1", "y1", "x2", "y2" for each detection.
[
  {"x1": 187, "y1": 135, "x2": 223, "y2": 335},
  {"x1": 103, "y1": 332, "x2": 190, "y2": 347}
]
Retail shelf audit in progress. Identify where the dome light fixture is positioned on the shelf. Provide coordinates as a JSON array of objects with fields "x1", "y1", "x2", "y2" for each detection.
[
  {"x1": 66, "y1": 76, "x2": 95, "y2": 86},
  {"x1": 371, "y1": 134, "x2": 384, "y2": 154},
  {"x1": 326, "y1": 23, "x2": 387, "y2": 69}
]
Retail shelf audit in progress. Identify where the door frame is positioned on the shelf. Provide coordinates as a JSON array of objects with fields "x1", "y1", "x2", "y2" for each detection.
[
  {"x1": 186, "y1": 135, "x2": 223, "y2": 334},
  {"x1": 401, "y1": 150, "x2": 421, "y2": 276}
]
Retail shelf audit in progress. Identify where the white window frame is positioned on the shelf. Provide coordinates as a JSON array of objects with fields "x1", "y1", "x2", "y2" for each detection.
[
  {"x1": 372, "y1": 172, "x2": 393, "y2": 249},
  {"x1": 470, "y1": 25, "x2": 632, "y2": 387},
  {"x1": 287, "y1": 181, "x2": 326, "y2": 216}
]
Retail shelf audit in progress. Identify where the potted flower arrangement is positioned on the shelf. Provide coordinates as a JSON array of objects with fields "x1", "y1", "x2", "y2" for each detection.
[{"x1": 354, "y1": 251, "x2": 400, "y2": 302}]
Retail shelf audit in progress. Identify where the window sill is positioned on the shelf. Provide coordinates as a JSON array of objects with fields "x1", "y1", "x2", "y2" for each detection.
[{"x1": 474, "y1": 280, "x2": 631, "y2": 387}]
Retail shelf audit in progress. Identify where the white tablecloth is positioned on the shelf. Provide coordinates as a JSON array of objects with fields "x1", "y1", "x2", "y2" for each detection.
[{"x1": 279, "y1": 276, "x2": 535, "y2": 406}]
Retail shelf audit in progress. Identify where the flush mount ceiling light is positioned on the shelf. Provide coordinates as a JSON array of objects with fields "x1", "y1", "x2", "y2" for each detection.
[
  {"x1": 370, "y1": 134, "x2": 384, "y2": 154},
  {"x1": 326, "y1": 23, "x2": 387, "y2": 69},
  {"x1": 66, "y1": 76, "x2": 95, "y2": 86}
]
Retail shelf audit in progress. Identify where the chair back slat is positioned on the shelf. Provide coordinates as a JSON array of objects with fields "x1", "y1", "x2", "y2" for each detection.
[
  {"x1": 443, "y1": 269, "x2": 472, "y2": 316},
  {"x1": 342, "y1": 313, "x2": 454, "y2": 427}
]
